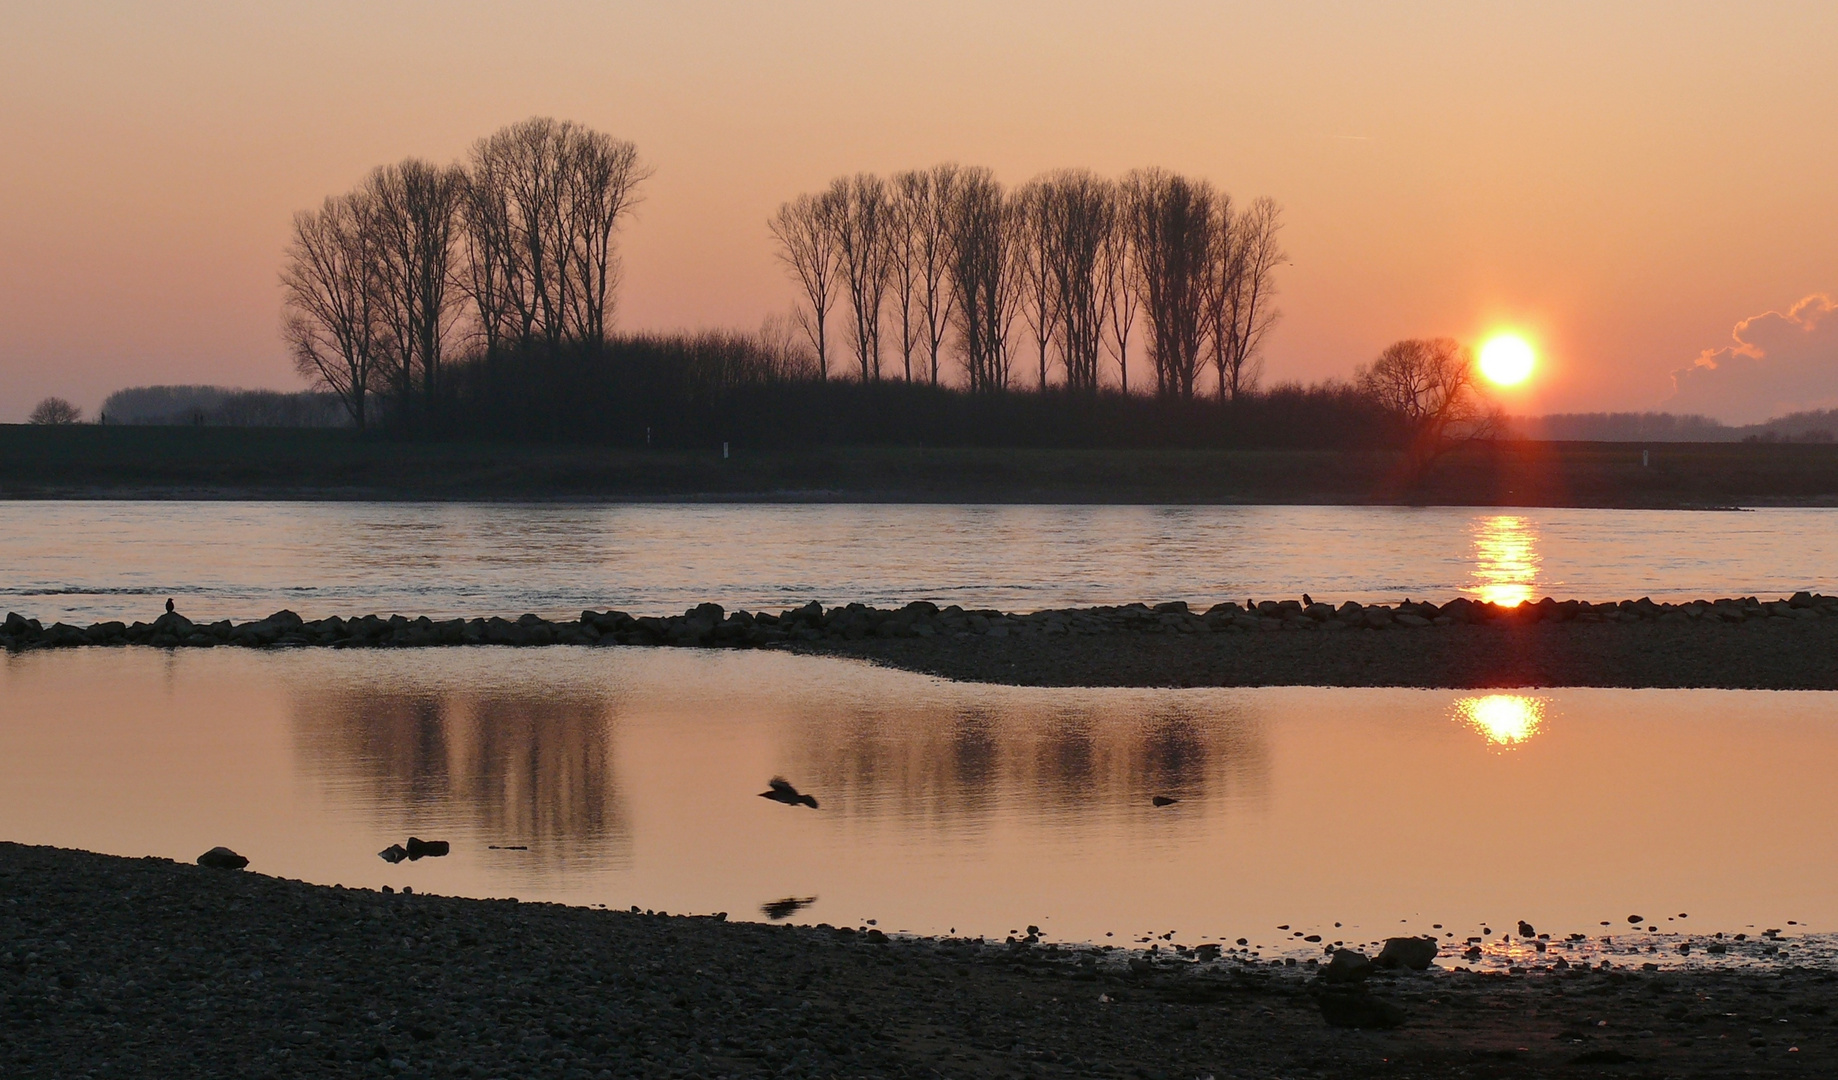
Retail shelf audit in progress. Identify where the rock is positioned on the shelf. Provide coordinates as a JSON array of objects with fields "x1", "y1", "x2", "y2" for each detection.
[
  {"x1": 405, "y1": 837, "x2": 449, "y2": 860},
  {"x1": 196, "y1": 846, "x2": 249, "y2": 870},
  {"x1": 1374, "y1": 936, "x2": 1439, "y2": 970},
  {"x1": 1314, "y1": 987, "x2": 1405, "y2": 1029},
  {"x1": 379, "y1": 844, "x2": 409, "y2": 864},
  {"x1": 1321, "y1": 949, "x2": 1373, "y2": 984},
  {"x1": 1394, "y1": 612, "x2": 1431, "y2": 628},
  {"x1": 1150, "y1": 796, "x2": 1178, "y2": 807}
]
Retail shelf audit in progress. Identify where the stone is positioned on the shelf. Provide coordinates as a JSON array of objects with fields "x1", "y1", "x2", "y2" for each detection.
[
  {"x1": 1314, "y1": 987, "x2": 1405, "y2": 1029},
  {"x1": 379, "y1": 844, "x2": 409, "y2": 864},
  {"x1": 1373, "y1": 936, "x2": 1439, "y2": 970},
  {"x1": 405, "y1": 837, "x2": 449, "y2": 860},
  {"x1": 196, "y1": 846, "x2": 249, "y2": 870},
  {"x1": 1321, "y1": 949, "x2": 1373, "y2": 984}
]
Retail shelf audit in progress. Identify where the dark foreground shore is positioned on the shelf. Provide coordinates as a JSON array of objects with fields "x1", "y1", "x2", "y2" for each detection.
[
  {"x1": 8, "y1": 592, "x2": 1838, "y2": 689},
  {"x1": 5, "y1": 843, "x2": 1835, "y2": 1079}
]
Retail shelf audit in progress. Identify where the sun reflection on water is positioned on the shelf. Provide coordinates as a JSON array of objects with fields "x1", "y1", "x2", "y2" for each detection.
[
  {"x1": 1454, "y1": 694, "x2": 1546, "y2": 748},
  {"x1": 1470, "y1": 515, "x2": 1540, "y2": 606}
]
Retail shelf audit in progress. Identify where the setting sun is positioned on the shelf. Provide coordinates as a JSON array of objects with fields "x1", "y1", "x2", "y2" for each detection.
[{"x1": 1478, "y1": 334, "x2": 1536, "y2": 386}]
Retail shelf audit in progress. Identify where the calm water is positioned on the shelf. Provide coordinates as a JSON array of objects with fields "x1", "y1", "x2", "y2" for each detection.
[
  {"x1": 2, "y1": 501, "x2": 1836, "y2": 624},
  {"x1": 4, "y1": 647, "x2": 1834, "y2": 966}
]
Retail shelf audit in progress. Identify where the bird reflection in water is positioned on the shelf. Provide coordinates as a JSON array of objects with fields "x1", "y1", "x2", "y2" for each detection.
[
  {"x1": 1470, "y1": 514, "x2": 1541, "y2": 607},
  {"x1": 1453, "y1": 694, "x2": 1546, "y2": 748},
  {"x1": 760, "y1": 896, "x2": 818, "y2": 921}
]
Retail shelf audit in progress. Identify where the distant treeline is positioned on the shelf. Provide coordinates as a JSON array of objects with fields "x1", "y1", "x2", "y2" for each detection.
[
  {"x1": 281, "y1": 116, "x2": 1304, "y2": 442},
  {"x1": 1506, "y1": 410, "x2": 1838, "y2": 443},
  {"x1": 96, "y1": 386, "x2": 350, "y2": 428},
  {"x1": 432, "y1": 336, "x2": 1399, "y2": 449}
]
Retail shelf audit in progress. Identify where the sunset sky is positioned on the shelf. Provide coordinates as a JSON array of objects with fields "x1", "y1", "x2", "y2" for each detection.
[{"x1": 2, "y1": 1, "x2": 1835, "y2": 423}]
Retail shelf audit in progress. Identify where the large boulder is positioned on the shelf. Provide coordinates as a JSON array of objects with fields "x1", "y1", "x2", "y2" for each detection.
[{"x1": 1374, "y1": 936, "x2": 1439, "y2": 970}]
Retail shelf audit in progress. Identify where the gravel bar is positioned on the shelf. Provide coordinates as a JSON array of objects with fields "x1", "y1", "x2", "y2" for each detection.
[
  {"x1": 8, "y1": 593, "x2": 1838, "y2": 689},
  {"x1": 5, "y1": 842, "x2": 1838, "y2": 1079}
]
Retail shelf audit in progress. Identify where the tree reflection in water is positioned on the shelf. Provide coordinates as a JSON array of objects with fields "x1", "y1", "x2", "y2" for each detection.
[
  {"x1": 290, "y1": 685, "x2": 628, "y2": 869},
  {"x1": 781, "y1": 695, "x2": 1269, "y2": 832}
]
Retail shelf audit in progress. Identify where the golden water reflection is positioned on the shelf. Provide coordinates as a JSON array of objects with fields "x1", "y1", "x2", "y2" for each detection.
[
  {"x1": 1455, "y1": 694, "x2": 1546, "y2": 747},
  {"x1": 1470, "y1": 515, "x2": 1540, "y2": 606}
]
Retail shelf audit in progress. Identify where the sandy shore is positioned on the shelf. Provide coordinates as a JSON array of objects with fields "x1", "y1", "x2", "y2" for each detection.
[{"x1": 4, "y1": 843, "x2": 1835, "y2": 1079}]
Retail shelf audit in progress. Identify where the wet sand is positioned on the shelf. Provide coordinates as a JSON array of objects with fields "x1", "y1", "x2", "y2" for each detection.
[{"x1": 3, "y1": 843, "x2": 1833, "y2": 1079}]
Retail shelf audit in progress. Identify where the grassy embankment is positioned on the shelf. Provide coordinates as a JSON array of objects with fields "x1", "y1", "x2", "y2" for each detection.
[{"x1": 4, "y1": 424, "x2": 1838, "y2": 505}]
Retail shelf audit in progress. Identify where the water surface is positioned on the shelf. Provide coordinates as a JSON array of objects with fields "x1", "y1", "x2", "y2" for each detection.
[
  {"x1": 3, "y1": 501, "x2": 1834, "y2": 624},
  {"x1": 4, "y1": 647, "x2": 1832, "y2": 966}
]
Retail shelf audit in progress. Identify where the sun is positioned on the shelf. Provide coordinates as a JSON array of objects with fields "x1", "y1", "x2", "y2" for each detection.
[{"x1": 1478, "y1": 334, "x2": 1535, "y2": 386}]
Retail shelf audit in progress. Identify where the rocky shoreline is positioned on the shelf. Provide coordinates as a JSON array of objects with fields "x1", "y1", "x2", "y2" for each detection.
[
  {"x1": 5, "y1": 842, "x2": 1836, "y2": 1079},
  {"x1": 7, "y1": 592, "x2": 1838, "y2": 689}
]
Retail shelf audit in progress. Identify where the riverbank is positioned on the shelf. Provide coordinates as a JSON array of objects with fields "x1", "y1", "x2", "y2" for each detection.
[
  {"x1": 4, "y1": 842, "x2": 1835, "y2": 1079},
  {"x1": 7, "y1": 593, "x2": 1838, "y2": 689},
  {"x1": 5, "y1": 426, "x2": 1838, "y2": 506}
]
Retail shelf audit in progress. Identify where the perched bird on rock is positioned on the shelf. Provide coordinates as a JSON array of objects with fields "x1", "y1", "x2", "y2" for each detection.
[
  {"x1": 759, "y1": 777, "x2": 819, "y2": 809},
  {"x1": 1151, "y1": 795, "x2": 1179, "y2": 807},
  {"x1": 165, "y1": 598, "x2": 175, "y2": 614},
  {"x1": 1518, "y1": 920, "x2": 1536, "y2": 937}
]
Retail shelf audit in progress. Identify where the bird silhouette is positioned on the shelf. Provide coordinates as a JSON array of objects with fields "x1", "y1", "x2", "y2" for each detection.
[
  {"x1": 165, "y1": 598, "x2": 175, "y2": 614},
  {"x1": 759, "y1": 776, "x2": 819, "y2": 809},
  {"x1": 761, "y1": 896, "x2": 818, "y2": 921},
  {"x1": 1151, "y1": 795, "x2": 1179, "y2": 807}
]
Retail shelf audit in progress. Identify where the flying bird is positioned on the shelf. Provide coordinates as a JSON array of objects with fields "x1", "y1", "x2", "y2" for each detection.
[
  {"x1": 1151, "y1": 795, "x2": 1179, "y2": 807},
  {"x1": 760, "y1": 776, "x2": 819, "y2": 809}
]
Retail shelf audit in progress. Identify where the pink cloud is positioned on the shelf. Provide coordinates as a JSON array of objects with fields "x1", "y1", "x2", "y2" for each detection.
[{"x1": 1668, "y1": 294, "x2": 1838, "y2": 423}]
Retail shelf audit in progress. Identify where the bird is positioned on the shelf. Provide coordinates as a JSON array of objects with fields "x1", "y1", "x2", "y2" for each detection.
[
  {"x1": 1151, "y1": 795, "x2": 1179, "y2": 807},
  {"x1": 759, "y1": 777, "x2": 819, "y2": 809},
  {"x1": 165, "y1": 598, "x2": 175, "y2": 614},
  {"x1": 1302, "y1": 593, "x2": 1314, "y2": 607},
  {"x1": 761, "y1": 896, "x2": 817, "y2": 921}
]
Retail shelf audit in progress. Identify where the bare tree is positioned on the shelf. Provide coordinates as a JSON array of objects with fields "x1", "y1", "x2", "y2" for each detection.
[
  {"x1": 1100, "y1": 201, "x2": 1139, "y2": 395},
  {"x1": 1124, "y1": 169, "x2": 1215, "y2": 399},
  {"x1": 1013, "y1": 179, "x2": 1058, "y2": 391},
  {"x1": 768, "y1": 189, "x2": 844, "y2": 380},
  {"x1": 367, "y1": 159, "x2": 465, "y2": 420},
  {"x1": 283, "y1": 192, "x2": 383, "y2": 428},
  {"x1": 833, "y1": 174, "x2": 894, "y2": 382},
  {"x1": 1039, "y1": 170, "x2": 1115, "y2": 393},
  {"x1": 947, "y1": 168, "x2": 1019, "y2": 393},
  {"x1": 894, "y1": 165, "x2": 961, "y2": 385},
  {"x1": 1219, "y1": 197, "x2": 1285, "y2": 401},
  {"x1": 461, "y1": 117, "x2": 647, "y2": 351},
  {"x1": 28, "y1": 397, "x2": 81, "y2": 424},
  {"x1": 1357, "y1": 338, "x2": 1500, "y2": 468}
]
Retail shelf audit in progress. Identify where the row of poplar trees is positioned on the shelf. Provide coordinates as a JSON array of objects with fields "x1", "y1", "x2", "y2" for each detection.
[
  {"x1": 769, "y1": 166, "x2": 1286, "y2": 400},
  {"x1": 282, "y1": 117, "x2": 649, "y2": 429}
]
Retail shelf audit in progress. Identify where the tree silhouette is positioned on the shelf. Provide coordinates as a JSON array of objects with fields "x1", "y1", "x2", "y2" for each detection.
[{"x1": 28, "y1": 397, "x2": 81, "y2": 424}]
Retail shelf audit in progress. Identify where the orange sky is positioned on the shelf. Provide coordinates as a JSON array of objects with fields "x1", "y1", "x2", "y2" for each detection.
[{"x1": 2, "y1": 1, "x2": 1835, "y2": 422}]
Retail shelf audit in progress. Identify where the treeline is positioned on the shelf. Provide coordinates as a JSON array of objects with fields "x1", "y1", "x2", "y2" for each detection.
[
  {"x1": 1505, "y1": 410, "x2": 1838, "y2": 443},
  {"x1": 282, "y1": 118, "x2": 1489, "y2": 453},
  {"x1": 434, "y1": 335, "x2": 1398, "y2": 449},
  {"x1": 283, "y1": 116, "x2": 648, "y2": 430},
  {"x1": 97, "y1": 386, "x2": 349, "y2": 427},
  {"x1": 770, "y1": 166, "x2": 1284, "y2": 400}
]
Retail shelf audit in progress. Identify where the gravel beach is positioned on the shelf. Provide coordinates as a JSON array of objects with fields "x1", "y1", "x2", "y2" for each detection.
[
  {"x1": 805, "y1": 616, "x2": 1838, "y2": 689},
  {"x1": 5, "y1": 843, "x2": 1837, "y2": 1079}
]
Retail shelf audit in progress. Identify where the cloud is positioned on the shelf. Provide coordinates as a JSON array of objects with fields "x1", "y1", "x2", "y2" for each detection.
[{"x1": 1667, "y1": 294, "x2": 1838, "y2": 423}]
